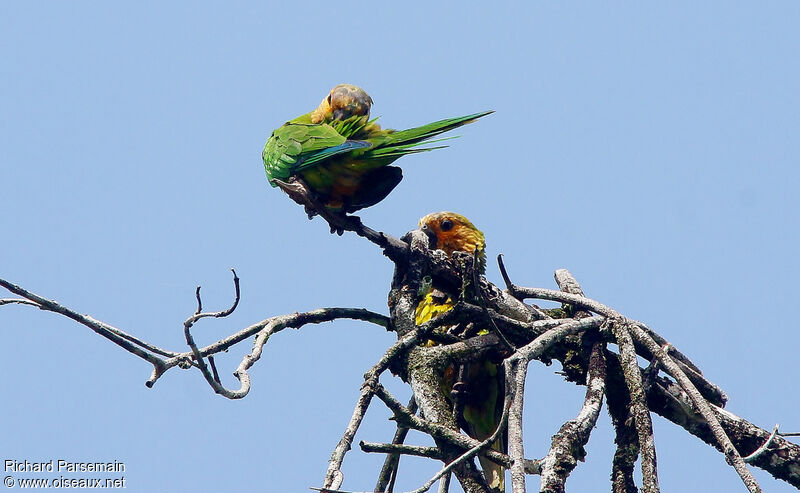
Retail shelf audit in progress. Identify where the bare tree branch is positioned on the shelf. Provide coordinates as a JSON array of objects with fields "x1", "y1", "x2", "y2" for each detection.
[
  {"x1": 0, "y1": 298, "x2": 39, "y2": 307},
  {"x1": 374, "y1": 397, "x2": 418, "y2": 493},
  {"x1": 628, "y1": 323, "x2": 761, "y2": 493},
  {"x1": 410, "y1": 398, "x2": 512, "y2": 493},
  {"x1": 362, "y1": 442, "x2": 444, "y2": 461},
  {"x1": 373, "y1": 385, "x2": 520, "y2": 473},
  {"x1": 0, "y1": 277, "x2": 178, "y2": 374},
  {"x1": 539, "y1": 341, "x2": 606, "y2": 493},
  {"x1": 0, "y1": 276, "x2": 389, "y2": 395},
  {"x1": 605, "y1": 349, "x2": 640, "y2": 493},
  {"x1": 608, "y1": 318, "x2": 660, "y2": 493},
  {"x1": 323, "y1": 329, "x2": 423, "y2": 491},
  {"x1": 4, "y1": 218, "x2": 797, "y2": 493},
  {"x1": 551, "y1": 269, "x2": 639, "y2": 493},
  {"x1": 183, "y1": 269, "x2": 244, "y2": 397},
  {"x1": 506, "y1": 357, "x2": 527, "y2": 493}
]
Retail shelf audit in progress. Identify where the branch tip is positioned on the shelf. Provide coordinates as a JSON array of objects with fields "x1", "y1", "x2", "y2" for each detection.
[
  {"x1": 194, "y1": 286, "x2": 202, "y2": 315},
  {"x1": 744, "y1": 424, "x2": 780, "y2": 463},
  {"x1": 496, "y1": 253, "x2": 515, "y2": 291}
]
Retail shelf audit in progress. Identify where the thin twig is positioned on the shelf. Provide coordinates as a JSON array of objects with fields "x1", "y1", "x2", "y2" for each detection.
[
  {"x1": 324, "y1": 330, "x2": 423, "y2": 491},
  {"x1": 182, "y1": 272, "x2": 247, "y2": 398},
  {"x1": 511, "y1": 286, "x2": 727, "y2": 405},
  {"x1": 184, "y1": 269, "x2": 240, "y2": 329},
  {"x1": 323, "y1": 377, "x2": 379, "y2": 491},
  {"x1": 374, "y1": 397, "x2": 418, "y2": 493},
  {"x1": 744, "y1": 424, "x2": 780, "y2": 463},
  {"x1": 410, "y1": 399, "x2": 512, "y2": 493},
  {"x1": 508, "y1": 317, "x2": 604, "y2": 363},
  {"x1": 0, "y1": 277, "x2": 177, "y2": 369},
  {"x1": 0, "y1": 298, "x2": 39, "y2": 307},
  {"x1": 208, "y1": 355, "x2": 221, "y2": 385},
  {"x1": 362, "y1": 442, "x2": 443, "y2": 460},
  {"x1": 146, "y1": 307, "x2": 390, "y2": 388},
  {"x1": 362, "y1": 440, "x2": 542, "y2": 476},
  {"x1": 373, "y1": 384, "x2": 523, "y2": 472},
  {"x1": 496, "y1": 254, "x2": 516, "y2": 295},
  {"x1": 194, "y1": 286, "x2": 203, "y2": 314},
  {"x1": 471, "y1": 248, "x2": 514, "y2": 352}
]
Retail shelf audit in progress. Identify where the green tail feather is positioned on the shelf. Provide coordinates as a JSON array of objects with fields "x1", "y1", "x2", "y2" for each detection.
[
  {"x1": 370, "y1": 142, "x2": 452, "y2": 159},
  {"x1": 371, "y1": 111, "x2": 493, "y2": 156}
]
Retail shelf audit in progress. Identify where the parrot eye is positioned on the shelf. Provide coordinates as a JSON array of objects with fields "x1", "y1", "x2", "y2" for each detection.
[
  {"x1": 440, "y1": 219, "x2": 454, "y2": 232},
  {"x1": 327, "y1": 94, "x2": 333, "y2": 105}
]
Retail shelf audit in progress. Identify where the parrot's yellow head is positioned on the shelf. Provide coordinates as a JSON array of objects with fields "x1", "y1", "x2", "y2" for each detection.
[
  {"x1": 419, "y1": 211, "x2": 486, "y2": 258},
  {"x1": 311, "y1": 84, "x2": 373, "y2": 124}
]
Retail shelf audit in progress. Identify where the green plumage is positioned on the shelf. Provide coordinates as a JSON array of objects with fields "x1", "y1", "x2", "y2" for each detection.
[{"x1": 263, "y1": 108, "x2": 492, "y2": 213}]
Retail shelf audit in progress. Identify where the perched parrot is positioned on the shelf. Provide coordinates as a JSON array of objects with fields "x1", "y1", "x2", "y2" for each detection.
[
  {"x1": 263, "y1": 84, "x2": 492, "y2": 214},
  {"x1": 415, "y1": 212, "x2": 506, "y2": 493}
]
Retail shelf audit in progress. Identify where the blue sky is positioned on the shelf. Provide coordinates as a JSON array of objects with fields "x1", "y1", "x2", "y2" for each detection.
[{"x1": 2, "y1": 2, "x2": 798, "y2": 492}]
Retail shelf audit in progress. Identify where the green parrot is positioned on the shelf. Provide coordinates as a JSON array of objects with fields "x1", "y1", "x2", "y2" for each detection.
[
  {"x1": 262, "y1": 84, "x2": 492, "y2": 214},
  {"x1": 416, "y1": 211, "x2": 506, "y2": 492}
]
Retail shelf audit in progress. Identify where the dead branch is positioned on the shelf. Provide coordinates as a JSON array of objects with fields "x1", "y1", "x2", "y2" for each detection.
[
  {"x1": 374, "y1": 397, "x2": 418, "y2": 493},
  {"x1": 608, "y1": 318, "x2": 660, "y2": 492},
  {"x1": 0, "y1": 276, "x2": 389, "y2": 396},
  {"x1": 323, "y1": 328, "x2": 424, "y2": 491},
  {"x1": 539, "y1": 341, "x2": 606, "y2": 493},
  {"x1": 3, "y1": 216, "x2": 798, "y2": 493}
]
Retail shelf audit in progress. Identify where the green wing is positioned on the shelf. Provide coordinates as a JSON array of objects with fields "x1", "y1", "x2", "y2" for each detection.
[
  {"x1": 262, "y1": 110, "x2": 493, "y2": 188},
  {"x1": 262, "y1": 122, "x2": 370, "y2": 186}
]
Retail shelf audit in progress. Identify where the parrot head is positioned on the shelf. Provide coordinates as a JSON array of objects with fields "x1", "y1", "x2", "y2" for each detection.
[
  {"x1": 419, "y1": 211, "x2": 486, "y2": 258},
  {"x1": 310, "y1": 83, "x2": 373, "y2": 123}
]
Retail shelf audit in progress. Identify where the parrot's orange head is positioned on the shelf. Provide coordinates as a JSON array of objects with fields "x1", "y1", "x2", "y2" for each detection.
[
  {"x1": 311, "y1": 84, "x2": 373, "y2": 123},
  {"x1": 418, "y1": 212, "x2": 486, "y2": 258}
]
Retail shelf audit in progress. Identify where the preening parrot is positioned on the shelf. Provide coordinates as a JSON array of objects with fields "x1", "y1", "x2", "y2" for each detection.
[
  {"x1": 415, "y1": 212, "x2": 506, "y2": 493},
  {"x1": 263, "y1": 84, "x2": 492, "y2": 214}
]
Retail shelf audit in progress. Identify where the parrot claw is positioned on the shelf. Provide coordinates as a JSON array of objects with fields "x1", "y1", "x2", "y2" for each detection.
[
  {"x1": 275, "y1": 178, "x2": 325, "y2": 219},
  {"x1": 273, "y1": 177, "x2": 365, "y2": 236},
  {"x1": 327, "y1": 214, "x2": 361, "y2": 236}
]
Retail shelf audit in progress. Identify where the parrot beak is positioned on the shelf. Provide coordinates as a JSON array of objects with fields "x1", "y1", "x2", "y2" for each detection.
[{"x1": 421, "y1": 225, "x2": 438, "y2": 249}]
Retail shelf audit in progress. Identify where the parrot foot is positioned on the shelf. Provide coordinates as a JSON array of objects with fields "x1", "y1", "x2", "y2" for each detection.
[
  {"x1": 273, "y1": 178, "x2": 366, "y2": 236},
  {"x1": 328, "y1": 214, "x2": 362, "y2": 236},
  {"x1": 274, "y1": 177, "x2": 327, "y2": 220},
  {"x1": 303, "y1": 205, "x2": 319, "y2": 220}
]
